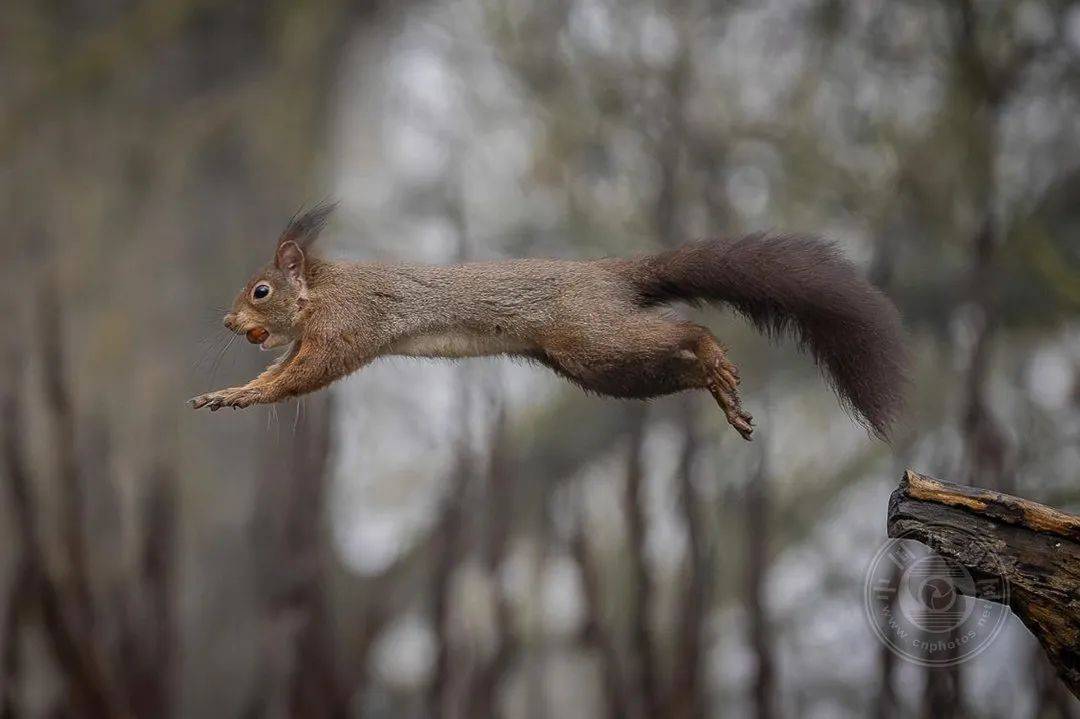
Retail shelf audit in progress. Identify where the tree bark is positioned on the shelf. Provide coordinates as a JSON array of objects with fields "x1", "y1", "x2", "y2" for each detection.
[{"x1": 887, "y1": 470, "x2": 1080, "y2": 700}]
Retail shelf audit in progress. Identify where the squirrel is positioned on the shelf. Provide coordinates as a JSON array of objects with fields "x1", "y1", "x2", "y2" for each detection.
[{"x1": 190, "y1": 202, "x2": 907, "y2": 440}]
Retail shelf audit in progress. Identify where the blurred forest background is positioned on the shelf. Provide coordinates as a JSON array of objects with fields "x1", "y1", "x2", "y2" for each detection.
[{"x1": 2, "y1": 0, "x2": 1079, "y2": 717}]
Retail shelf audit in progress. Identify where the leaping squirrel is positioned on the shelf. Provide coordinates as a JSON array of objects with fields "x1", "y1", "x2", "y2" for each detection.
[{"x1": 191, "y1": 202, "x2": 907, "y2": 440}]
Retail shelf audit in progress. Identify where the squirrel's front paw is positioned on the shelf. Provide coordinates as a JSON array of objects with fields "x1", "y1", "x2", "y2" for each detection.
[{"x1": 189, "y1": 387, "x2": 261, "y2": 411}]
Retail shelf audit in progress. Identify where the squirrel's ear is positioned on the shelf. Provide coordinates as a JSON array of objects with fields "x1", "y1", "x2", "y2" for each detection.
[
  {"x1": 276, "y1": 241, "x2": 305, "y2": 285},
  {"x1": 278, "y1": 200, "x2": 338, "y2": 249}
]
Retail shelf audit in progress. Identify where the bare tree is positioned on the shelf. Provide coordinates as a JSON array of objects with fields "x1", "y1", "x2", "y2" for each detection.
[
  {"x1": 923, "y1": 0, "x2": 1029, "y2": 713},
  {"x1": 623, "y1": 405, "x2": 661, "y2": 718},
  {"x1": 427, "y1": 427, "x2": 473, "y2": 719},
  {"x1": 2, "y1": 309, "x2": 142, "y2": 719},
  {"x1": 571, "y1": 516, "x2": 630, "y2": 719},
  {"x1": 747, "y1": 445, "x2": 776, "y2": 719},
  {"x1": 467, "y1": 398, "x2": 522, "y2": 719}
]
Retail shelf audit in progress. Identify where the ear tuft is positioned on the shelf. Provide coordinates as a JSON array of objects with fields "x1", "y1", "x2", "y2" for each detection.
[
  {"x1": 276, "y1": 240, "x2": 305, "y2": 284},
  {"x1": 278, "y1": 199, "x2": 338, "y2": 250}
]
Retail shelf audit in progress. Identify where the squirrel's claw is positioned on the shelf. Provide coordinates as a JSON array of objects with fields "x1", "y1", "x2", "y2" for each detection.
[
  {"x1": 188, "y1": 394, "x2": 223, "y2": 411},
  {"x1": 189, "y1": 394, "x2": 223, "y2": 410},
  {"x1": 190, "y1": 388, "x2": 259, "y2": 411},
  {"x1": 702, "y1": 353, "x2": 754, "y2": 441},
  {"x1": 728, "y1": 405, "x2": 755, "y2": 441}
]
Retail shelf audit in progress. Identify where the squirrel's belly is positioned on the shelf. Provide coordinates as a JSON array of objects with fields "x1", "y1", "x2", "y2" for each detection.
[{"x1": 386, "y1": 330, "x2": 535, "y2": 359}]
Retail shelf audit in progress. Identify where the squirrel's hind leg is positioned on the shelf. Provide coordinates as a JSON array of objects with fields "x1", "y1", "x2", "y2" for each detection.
[{"x1": 538, "y1": 319, "x2": 754, "y2": 439}]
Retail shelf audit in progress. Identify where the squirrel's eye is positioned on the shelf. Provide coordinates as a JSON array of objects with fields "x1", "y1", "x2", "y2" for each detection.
[{"x1": 252, "y1": 283, "x2": 271, "y2": 300}]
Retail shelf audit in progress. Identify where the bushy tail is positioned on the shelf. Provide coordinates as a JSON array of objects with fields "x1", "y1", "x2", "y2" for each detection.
[{"x1": 629, "y1": 234, "x2": 908, "y2": 438}]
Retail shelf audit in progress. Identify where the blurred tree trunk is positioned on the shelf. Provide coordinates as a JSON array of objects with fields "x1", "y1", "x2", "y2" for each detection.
[
  {"x1": 428, "y1": 432, "x2": 472, "y2": 719},
  {"x1": 2, "y1": 2, "x2": 400, "y2": 715},
  {"x1": 282, "y1": 396, "x2": 345, "y2": 719},
  {"x1": 624, "y1": 404, "x2": 660, "y2": 719},
  {"x1": 872, "y1": 247, "x2": 905, "y2": 719},
  {"x1": 656, "y1": 21, "x2": 710, "y2": 719},
  {"x1": 468, "y1": 398, "x2": 520, "y2": 719},
  {"x1": 39, "y1": 284, "x2": 95, "y2": 632},
  {"x1": 3, "y1": 304, "x2": 180, "y2": 719},
  {"x1": 961, "y1": 217, "x2": 1009, "y2": 495},
  {"x1": 874, "y1": 574, "x2": 900, "y2": 719},
  {"x1": 670, "y1": 411, "x2": 707, "y2": 719},
  {"x1": 571, "y1": 518, "x2": 629, "y2": 719},
  {"x1": 747, "y1": 448, "x2": 776, "y2": 719},
  {"x1": 250, "y1": 393, "x2": 346, "y2": 719},
  {"x1": 924, "y1": 0, "x2": 1020, "y2": 712},
  {"x1": 121, "y1": 462, "x2": 178, "y2": 719},
  {"x1": 1, "y1": 559, "x2": 33, "y2": 719}
]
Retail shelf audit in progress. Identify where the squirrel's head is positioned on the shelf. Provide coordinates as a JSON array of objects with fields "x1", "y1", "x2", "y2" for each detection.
[{"x1": 223, "y1": 201, "x2": 337, "y2": 351}]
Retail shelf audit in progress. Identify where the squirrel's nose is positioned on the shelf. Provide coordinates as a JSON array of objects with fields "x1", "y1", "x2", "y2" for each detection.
[{"x1": 223, "y1": 314, "x2": 237, "y2": 331}]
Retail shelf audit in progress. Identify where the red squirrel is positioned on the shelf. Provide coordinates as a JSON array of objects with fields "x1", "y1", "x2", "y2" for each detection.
[{"x1": 190, "y1": 202, "x2": 907, "y2": 440}]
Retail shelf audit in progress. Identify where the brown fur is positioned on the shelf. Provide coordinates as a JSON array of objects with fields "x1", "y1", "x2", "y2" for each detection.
[{"x1": 191, "y1": 205, "x2": 907, "y2": 440}]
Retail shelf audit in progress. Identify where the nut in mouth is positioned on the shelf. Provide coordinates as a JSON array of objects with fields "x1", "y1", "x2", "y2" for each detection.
[{"x1": 246, "y1": 327, "x2": 270, "y2": 345}]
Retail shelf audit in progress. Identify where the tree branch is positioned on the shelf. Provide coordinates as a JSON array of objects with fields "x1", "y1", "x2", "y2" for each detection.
[{"x1": 887, "y1": 470, "x2": 1080, "y2": 700}]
